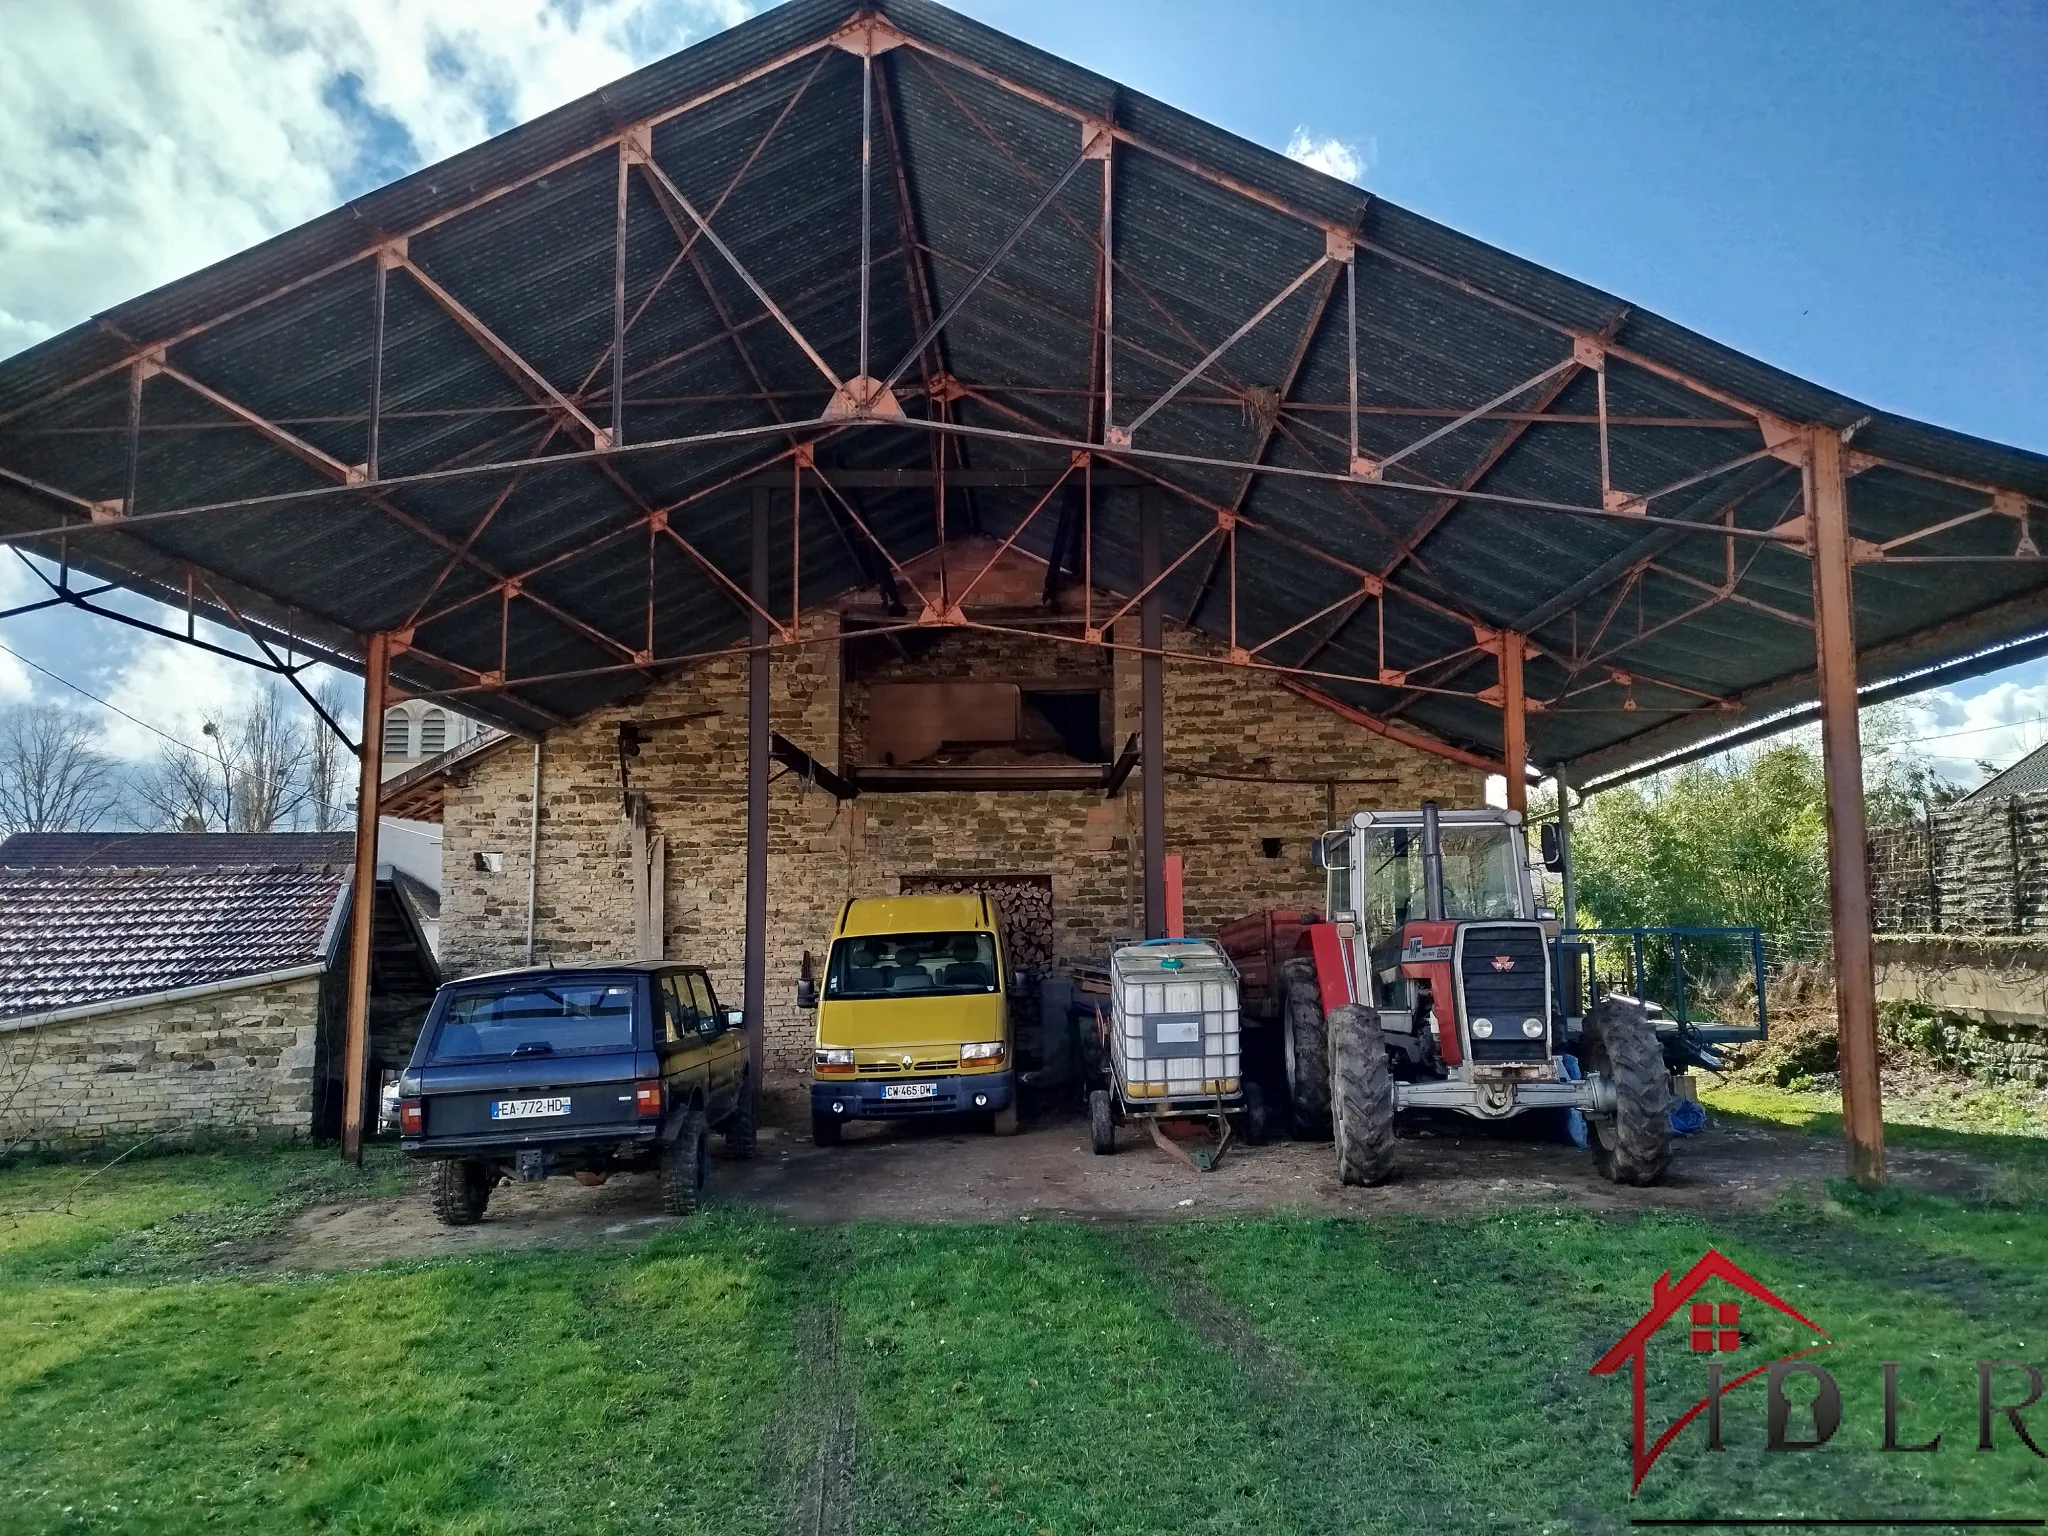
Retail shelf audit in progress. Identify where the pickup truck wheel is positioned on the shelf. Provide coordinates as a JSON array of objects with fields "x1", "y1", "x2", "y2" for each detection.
[
  {"x1": 659, "y1": 1111, "x2": 710, "y2": 1216},
  {"x1": 722, "y1": 1078, "x2": 759, "y2": 1159},
  {"x1": 811, "y1": 1109, "x2": 843, "y2": 1147},
  {"x1": 1088, "y1": 1088, "x2": 1117, "y2": 1154},
  {"x1": 430, "y1": 1159, "x2": 491, "y2": 1226},
  {"x1": 991, "y1": 1101, "x2": 1019, "y2": 1136}
]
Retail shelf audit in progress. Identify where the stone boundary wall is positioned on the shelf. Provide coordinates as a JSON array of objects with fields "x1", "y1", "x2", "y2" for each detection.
[
  {"x1": 439, "y1": 611, "x2": 1482, "y2": 1066},
  {"x1": 1870, "y1": 789, "x2": 2048, "y2": 935},
  {"x1": 0, "y1": 976, "x2": 324, "y2": 1152},
  {"x1": 1874, "y1": 933, "x2": 2048, "y2": 1085}
]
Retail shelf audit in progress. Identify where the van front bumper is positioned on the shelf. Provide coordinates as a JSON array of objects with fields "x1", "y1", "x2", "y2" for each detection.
[{"x1": 810, "y1": 1069, "x2": 1014, "y2": 1120}]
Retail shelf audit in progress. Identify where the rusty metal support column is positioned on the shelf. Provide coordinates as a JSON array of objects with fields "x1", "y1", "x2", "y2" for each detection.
[
  {"x1": 1500, "y1": 630, "x2": 1527, "y2": 817},
  {"x1": 1808, "y1": 426, "x2": 1883, "y2": 1189},
  {"x1": 1555, "y1": 769, "x2": 1576, "y2": 926},
  {"x1": 1141, "y1": 485, "x2": 1165, "y2": 937},
  {"x1": 340, "y1": 631, "x2": 389, "y2": 1162},
  {"x1": 744, "y1": 486, "x2": 770, "y2": 1085}
]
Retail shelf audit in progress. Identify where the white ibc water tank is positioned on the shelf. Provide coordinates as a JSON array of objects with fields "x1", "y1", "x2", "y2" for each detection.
[{"x1": 1108, "y1": 940, "x2": 1241, "y2": 1103}]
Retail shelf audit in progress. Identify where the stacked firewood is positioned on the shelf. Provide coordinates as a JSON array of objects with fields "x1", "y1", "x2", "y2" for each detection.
[{"x1": 901, "y1": 874, "x2": 1055, "y2": 980}]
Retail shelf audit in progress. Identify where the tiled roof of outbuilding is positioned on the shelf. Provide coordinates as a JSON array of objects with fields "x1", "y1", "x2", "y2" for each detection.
[
  {"x1": 0, "y1": 836, "x2": 351, "y2": 1020},
  {"x1": 1964, "y1": 742, "x2": 2048, "y2": 803}
]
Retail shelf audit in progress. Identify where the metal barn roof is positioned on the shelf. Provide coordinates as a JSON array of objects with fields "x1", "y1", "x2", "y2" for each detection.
[{"x1": 0, "y1": 0, "x2": 2042, "y2": 779}]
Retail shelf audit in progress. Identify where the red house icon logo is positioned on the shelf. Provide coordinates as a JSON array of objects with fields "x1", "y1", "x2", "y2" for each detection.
[{"x1": 1589, "y1": 1249, "x2": 1832, "y2": 1493}]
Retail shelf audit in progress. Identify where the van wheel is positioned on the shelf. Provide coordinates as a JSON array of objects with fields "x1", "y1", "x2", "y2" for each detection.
[
  {"x1": 430, "y1": 1159, "x2": 491, "y2": 1226},
  {"x1": 722, "y1": 1077, "x2": 759, "y2": 1160},
  {"x1": 811, "y1": 1109, "x2": 843, "y2": 1147},
  {"x1": 992, "y1": 1102, "x2": 1019, "y2": 1136},
  {"x1": 659, "y1": 1111, "x2": 709, "y2": 1216},
  {"x1": 1089, "y1": 1089, "x2": 1116, "y2": 1155}
]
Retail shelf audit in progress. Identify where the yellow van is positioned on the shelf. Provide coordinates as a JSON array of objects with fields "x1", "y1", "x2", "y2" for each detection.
[{"x1": 802, "y1": 894, "x2": 1016, "y2": 1145}]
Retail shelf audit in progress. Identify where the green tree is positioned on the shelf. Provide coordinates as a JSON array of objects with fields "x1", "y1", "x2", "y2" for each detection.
[{"x1": 1571, "y1": 742, "x2": 1830, "y2": 954}]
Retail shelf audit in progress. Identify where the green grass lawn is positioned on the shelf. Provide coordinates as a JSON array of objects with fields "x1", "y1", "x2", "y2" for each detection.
[{"x1": 0, "y1": 1125, "x2": 2043, "y2": 1534}]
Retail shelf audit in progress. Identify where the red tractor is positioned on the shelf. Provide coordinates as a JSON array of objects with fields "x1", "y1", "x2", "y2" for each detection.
[{"x1": 1224, "y1": 803, "x2": 1671, "y2": 1187}]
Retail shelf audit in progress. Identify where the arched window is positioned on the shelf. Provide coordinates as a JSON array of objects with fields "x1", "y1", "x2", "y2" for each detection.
[
  {"x1": 419, "y1": 709, "x2": 447, "y2": 756},
  {"x1": 383, "y1": 707, "x2": 411, "y2": 758}
]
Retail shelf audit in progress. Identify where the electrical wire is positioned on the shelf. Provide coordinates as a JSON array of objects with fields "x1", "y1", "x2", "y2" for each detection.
[{"x1": 0, "y1": 637, "x2": 329, "y2": 809}]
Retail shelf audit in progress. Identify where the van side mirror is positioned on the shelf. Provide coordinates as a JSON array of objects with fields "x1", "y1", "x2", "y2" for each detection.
[
  {"x1": 1539, "y1": 822, "x2": 1563, "y2": 869},
  {"x1": 796, "y1": 949, "x2": 818, "y2": 1009}
]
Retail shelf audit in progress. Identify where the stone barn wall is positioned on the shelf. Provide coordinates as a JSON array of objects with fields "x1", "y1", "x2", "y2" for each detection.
[
  {"x1": 0, "y1": 976, "x2": 324, "y2": 1152},
  {"x1": 438, "y1": 609, "x2": 1483, "y2": 1065}
]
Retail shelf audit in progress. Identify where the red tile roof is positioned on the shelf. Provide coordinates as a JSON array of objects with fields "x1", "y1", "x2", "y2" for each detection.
[{"x1": 0, "y1": 842, "x2": 351, "y2": 1019}]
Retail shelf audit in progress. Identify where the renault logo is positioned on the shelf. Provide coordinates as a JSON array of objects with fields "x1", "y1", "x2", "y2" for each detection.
[
  {"x1": 1491, "y1": 954, "x2": 1516, "y2": 971},
  {"x1": 901, "y1": 1054, "x2": 914, "y2": 1068}
]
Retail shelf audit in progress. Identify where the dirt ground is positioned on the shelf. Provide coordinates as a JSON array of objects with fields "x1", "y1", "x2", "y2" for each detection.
[{"x1": 271, "y1": 1073, "x2": 1993, "y2": 1271}]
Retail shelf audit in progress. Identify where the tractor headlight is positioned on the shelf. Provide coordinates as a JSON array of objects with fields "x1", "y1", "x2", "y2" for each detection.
[
  {"x1": 1522, "y1": 1018, "x2": 1546, "y2": 1039},
  {"x1": 960, "y1": 1040, "x2": 1006, "y2": 1063},
  {"x1": 1470, "y1": 1017, "x2": 1494, "y2": 1039}
]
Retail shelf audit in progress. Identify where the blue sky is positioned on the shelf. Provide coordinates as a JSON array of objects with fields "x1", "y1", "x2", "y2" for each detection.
[{"x1": 1, "y1": 0, "x2": 2043, "y2": 786}]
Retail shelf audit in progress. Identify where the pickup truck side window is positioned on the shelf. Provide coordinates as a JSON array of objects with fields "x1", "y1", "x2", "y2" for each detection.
[
  {"x1": 686, "y1": 972, "x2": 721, "y2": 1035},
  {"x1": 659, "y1": 973, "x2": 697, "y2": 1044}
]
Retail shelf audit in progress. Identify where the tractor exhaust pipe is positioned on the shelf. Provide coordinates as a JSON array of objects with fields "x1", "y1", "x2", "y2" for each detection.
[{"x1": 1421, "y1": 799, "x2": 1446, "y2": 921}]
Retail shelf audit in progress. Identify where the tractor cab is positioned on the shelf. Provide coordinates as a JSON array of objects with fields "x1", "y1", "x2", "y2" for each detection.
[{"x1": 1314, "y1": 804, "x2": 1555, "y2": 1072}]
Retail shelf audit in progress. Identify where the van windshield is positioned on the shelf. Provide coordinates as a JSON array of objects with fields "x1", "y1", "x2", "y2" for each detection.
[
  {"x1": 826, "y1": 932, "x2": 999, "y2": 1000},
  {"x1": 428, "y1": 981, "x2": 637, "y2": 1062}
]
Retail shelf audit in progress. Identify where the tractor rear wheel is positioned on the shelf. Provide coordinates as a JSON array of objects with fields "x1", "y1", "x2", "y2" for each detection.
[
  {"x1": 1329, "y1": 1004, "x2": 1397, "y2": 1186},
  {"x1": 1584, "y1": 998, "x2": 1670, "y2": 1185},
  {"x1": 1281, "y1": 957, "x2": 1332, "y2": 1139}
]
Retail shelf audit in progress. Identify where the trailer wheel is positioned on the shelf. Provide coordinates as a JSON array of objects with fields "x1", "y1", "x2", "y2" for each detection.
[
  {"x1": 659, "y1": 1111, "x2": 709, "y2": 1216},
  {"x1": 429, "y1": 1159, "x2": 491, "y2": 1226},
  {"x1": 1281, "y1": 956, "x2": 1333, "y2": 1139},
  {"x1": 1089, "y1": 1089, "x2": 1116, "y2": 1155},
  {"x1": 1584, "y1": 999, "x2": 1671, "y2": 1186},
  {"x1": 1242, "y1": 1080, "x2": 1272, "y2": 1146},
  {"x1": 1329, "y1": 1004, "x2": 1397, "y2": 1186},
  {"x1": 721, "y1": 1076, "x2": 759, "y2": 1159}
]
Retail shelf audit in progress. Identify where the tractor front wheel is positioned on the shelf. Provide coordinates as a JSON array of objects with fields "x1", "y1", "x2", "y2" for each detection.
[
  {"x1": 1329, "y1": 1004, "x2": 1397, "y2": 1186},
  {"x1": 1584, "y1": 998, "x2": 1671, "y2": 1185},
  {"x1": 1281, "y1": 957, "x2": 1332, "y2": 1139}
]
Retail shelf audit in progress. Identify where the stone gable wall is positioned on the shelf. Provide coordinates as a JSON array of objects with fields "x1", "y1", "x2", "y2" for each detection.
[
  {"x1": 440, "y1": 612, "x2": 1483, "y2": 1064},
  {"x1": 0, "y1": 976, "x2": 323, "y2": 1152}
]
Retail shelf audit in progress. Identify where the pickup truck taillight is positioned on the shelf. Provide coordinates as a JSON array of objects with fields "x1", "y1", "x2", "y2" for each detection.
[
  {"x1": 634, "y1": 1080, "x2": 663, "y2": 1118},
  {"x1": 399, "y1": 1098, "x2": 423, "y2": 1135}
]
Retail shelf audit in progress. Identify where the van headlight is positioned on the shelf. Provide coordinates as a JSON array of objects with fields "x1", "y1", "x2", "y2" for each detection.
[
  {"x1": 815, "y1": 1048, "x2": 854, "y2": 1068},
  {"x1": 959, "y1": 1040, "x2": 1006, "y2": 1063}
]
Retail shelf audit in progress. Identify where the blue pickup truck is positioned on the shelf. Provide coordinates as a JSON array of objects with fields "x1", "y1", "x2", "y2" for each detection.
[{"x1": 396, "y1": 962, "x2": 756, "y2": 1224}]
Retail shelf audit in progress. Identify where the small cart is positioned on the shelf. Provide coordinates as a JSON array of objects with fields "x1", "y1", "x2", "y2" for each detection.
[{"x1": 1089, "y1": 939, "x2": 1263, "y2": 1170}]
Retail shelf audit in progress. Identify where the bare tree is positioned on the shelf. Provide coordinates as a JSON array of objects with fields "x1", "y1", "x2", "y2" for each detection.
[
  {"x1": 227, "y1": 689, "x2": 313, "y2": 831},
  {"x1": 305, "y1": 680, "x2": 356, "y2": 832},
  {"x1": 134, "y1": 684, "x2": 322, "y2": 832},
  {"x1": 0, "y1": 704, "x2": 121, "y2": 834}
]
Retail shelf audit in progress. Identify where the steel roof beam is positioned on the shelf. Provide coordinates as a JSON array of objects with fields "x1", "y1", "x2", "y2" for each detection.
[
  {"x1": 396, "y1": 253, "x2": 609, "y2": 448},
  {"x1": 637, "y1": 156, "x2": 844, "y2": 395}
]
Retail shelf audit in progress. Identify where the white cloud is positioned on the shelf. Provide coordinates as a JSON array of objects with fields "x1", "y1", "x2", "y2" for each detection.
[
  {"x1": 1882, "y1": 680, "x2": 2048, "y2": 788},
  {"x1": 1284, "y1": 126, "x2": 1369, "y2": 184},
  {"x1": 0, "y1": 557, "x2": 38, "y2": 702},
  {"x1": 0, "y1": 0, "x2": 755, "y2": 358},
  {"x1": 94, "y1": 630, "x2": 273, "y2": 763}
]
